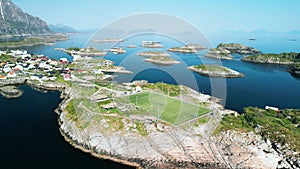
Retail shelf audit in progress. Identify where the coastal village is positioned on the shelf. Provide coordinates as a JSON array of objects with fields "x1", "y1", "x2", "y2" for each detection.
[{"x1": 0, "y1": 49, "x2": 68, "y2": 81}]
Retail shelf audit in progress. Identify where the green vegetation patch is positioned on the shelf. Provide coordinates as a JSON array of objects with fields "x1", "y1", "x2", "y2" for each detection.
[
  {"x1": 0, "y1": 54, "x2": 16, "y2": 63},
  {"x1": 144, "y1": 82, "x2": 181, "y2": 96},
  {"x1": 65, "y1": 100, "x2": 78, "y2": 121},
  {"x1": 216, "y1": 107, "x2": 300, "y2": 152},
  {"x1": 128, "y1": 91, "x2": 209, "y2": 125},
  {"x1": 244, "y1": 52, "x2": 300, "y2": 63},
  {"x1": 67, "y1": 47, "x2": 81, "y2": 51},
  {"x1": 0, "y1": 37, "x2": 46, "y2": 47},
  {"x1": 135, "y1": 122, "x2": 148, "y2": 136},
  {"x1": 193, "y1": 64, "x2": 231, "y2": 73}
]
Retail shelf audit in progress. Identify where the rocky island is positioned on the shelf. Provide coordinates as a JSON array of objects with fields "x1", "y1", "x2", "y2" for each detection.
[
  {"x1": 217, "y1": 43, "x2": 261, "y2": 55},
  {"x1": 205, "y1": 48, "x2": 234, "y2": 60},
  {"x1": 137, "y1": 51, "x2": 170, "y2": 57},
  {"x1": 189, "y1": 64, "x2": 244, "y2": 78},
  {"x1": 242, "y1": 52, "x2": 300, "y2": 65},
  {"x1": 57, "y1": 47, "x2": 107, "y2": 58},
  {"x1": 167, "y1": 44, "x2": 207, "y2": 54},
  {"x1": 144, "y1": 55, "x2": 181, "y2": 65},
  {"x1": 205, "y1": 43, "x2": 260, "y2": 60},
  {"x1": 137, "y1": 51, "x2": 180, "y2": 65}
]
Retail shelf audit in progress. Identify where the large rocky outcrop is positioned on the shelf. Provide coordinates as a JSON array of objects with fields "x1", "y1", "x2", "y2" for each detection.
[{"x1": 0, "y1": 0, "x2": 53, "y2": 35}]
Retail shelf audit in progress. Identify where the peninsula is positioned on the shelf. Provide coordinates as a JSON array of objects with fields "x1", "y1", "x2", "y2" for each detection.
[{"x1": 188, "y1": 64, "x2": 244, "y2": 78}]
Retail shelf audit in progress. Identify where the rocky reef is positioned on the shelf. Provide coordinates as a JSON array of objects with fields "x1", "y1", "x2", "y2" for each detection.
[
  {"x1": 288, "y1": 65, "x2": 300, "y2": 77},
  {"x1": 0, "y1": 85, "x2": 23, "y2": 98}
]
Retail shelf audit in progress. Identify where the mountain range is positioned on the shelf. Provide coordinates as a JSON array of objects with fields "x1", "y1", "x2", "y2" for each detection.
[{"x1": 0, "y1": 0, "x2": 53, "y2": 36}]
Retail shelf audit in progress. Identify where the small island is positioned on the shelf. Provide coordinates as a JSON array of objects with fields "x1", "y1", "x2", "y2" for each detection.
[
  {"x1": 137, "y1": 51, "x2": 180, "y2": 65},
  {"x1": 217, "y1": 43, "x2": 261, "y2": 55},
  {"x1": 141, "y1": 41, "x2": 163, "y2": 48},
  {"x1": 205, "y1": 48, "x2": 233, "y2": 60},
  {"x1": 57, "y1": 47, "x2": 107, "y2": 58},
  {"x1": 137, "y1": 51, "x2": 170, "y2": 57},
  {"x1": 167, "y1": 44, "x2": 206, "y2": 54},
  {"x1": 242, "y1": 52, "x2": 300, "y2": 65},
  {"x1": 188, "y1": 64, "x2": 244, "y2": 78},
  {"x1": 108, "y1": 47, "x2": 126, "y2": 54},
  {"x1": 144, "y1": 55, "x2": 181, "y2": 65}
]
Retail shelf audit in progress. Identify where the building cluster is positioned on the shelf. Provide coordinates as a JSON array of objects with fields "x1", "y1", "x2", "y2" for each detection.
[{"x1": 0, "y1": 50, "x2": 72, "y2": 82}]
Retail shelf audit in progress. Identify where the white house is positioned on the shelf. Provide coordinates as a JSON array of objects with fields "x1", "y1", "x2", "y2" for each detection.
[
  {"x1": 3, "y1": 66, "x2": 12, "y2": 73},
  {"x1": 41, "y1": 76, "x2": 49, "y2": 81},
  {"x1": 265, "y1": 106, "x2": 279, "y2": 112},
  {"x1": 30, "y1": 76, "x2": 40, "y2": 81},
  {"x1": 0, "y1": 75, "x2": 7, "y2": 80},
  {"x1": 7, "y1": 71, "x2": 16, "y2": 78},
  {"x1": 60, "y1": 58, "x2": 69, "y2": 64},
  {"x1": 135, "y1": 85, "x2": 142, "y2": 92},
  {"x1": 13, "y1": 65, "x2": 24, "y2": 71}
]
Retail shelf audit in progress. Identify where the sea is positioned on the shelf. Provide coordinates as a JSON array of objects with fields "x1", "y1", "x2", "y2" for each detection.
[{"x1": 0, "y1": 31, "x2": 300, "y2": 168}]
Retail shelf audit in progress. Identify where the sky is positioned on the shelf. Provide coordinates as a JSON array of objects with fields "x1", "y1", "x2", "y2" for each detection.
[{"x1": 12, "y1": 0, "x2": 300, "y2": 34}]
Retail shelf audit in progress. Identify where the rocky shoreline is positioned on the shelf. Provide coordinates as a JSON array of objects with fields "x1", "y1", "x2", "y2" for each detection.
[
  {"x1": 188, "y1": 65, "x2": 244, "y2": 78},
  {"x1": 0, "y1": 85, "x2": 23, "y2": 98},
  {"x1": 205, "y1": 48, "x2": 233, "y2": 60},
  {"x1": 1, "y1": 78, "x2": 297, "y2": 168},
  {"x1": 145, "y1": 58, "x2": 181, "y2": 65}
]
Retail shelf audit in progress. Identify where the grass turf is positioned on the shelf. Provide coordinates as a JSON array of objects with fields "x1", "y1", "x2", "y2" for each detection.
[{"x1": 129, "y1": 91, "x2": 210, "y2": 124}]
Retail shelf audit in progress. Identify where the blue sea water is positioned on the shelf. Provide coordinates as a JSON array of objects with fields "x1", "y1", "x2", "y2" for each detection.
[
  {"x1": 4, "y1": 32, "x2": 300, "y2": 111},
  {"x1": 0, "y1": 86, "x2": 133, "y2": 169},
  {"x1": 1, "y1": 32, "x2": 300, "y2": 168}
]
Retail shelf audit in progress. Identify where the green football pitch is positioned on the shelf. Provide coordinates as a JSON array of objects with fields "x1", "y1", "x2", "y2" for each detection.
[{"x1": 129, "y1": 91, "x2": 210, "y2": 125}]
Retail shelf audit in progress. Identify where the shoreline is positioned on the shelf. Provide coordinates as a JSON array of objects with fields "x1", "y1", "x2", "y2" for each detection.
[
  {"x1": 0, "y1": 42, "x2": 55, "y2": 48},
  {"x1": 0, "y1": 34, "x2": 67, "y2": 48},
  {"x1": 188, "y1": 66, "x2": 244, "y2": 78},
  {"x1": 1, "y1": 78, "x2": 297, "y2": 169},
  {"x1": 144, "y1": 58, "x2": 181, "y2": 65}
]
